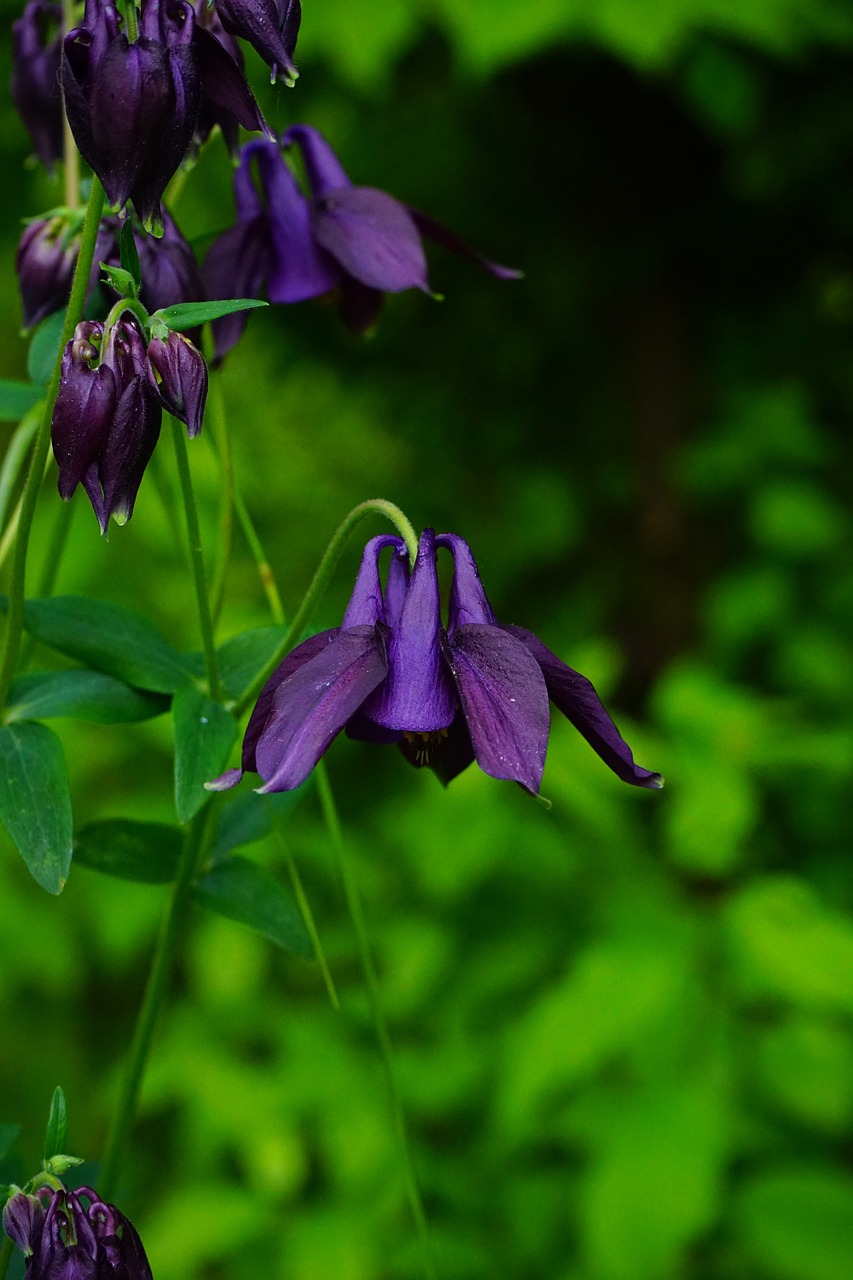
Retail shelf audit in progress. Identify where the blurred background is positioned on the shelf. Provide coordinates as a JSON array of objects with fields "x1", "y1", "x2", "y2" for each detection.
[{"x1": 2, "y1": 0, "x2": 853, "y2": 1276}]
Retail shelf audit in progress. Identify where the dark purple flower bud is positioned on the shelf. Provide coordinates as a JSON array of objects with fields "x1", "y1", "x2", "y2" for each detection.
[
  {"x1": 51, "y1": 316, "x2": 162, "y2": 532},
  {"x1": 11, "y1": 0, "x2": 63, "y2": 170},
  {"x1": 61, "y1": 0, "x2": 201, "y2": 231},
  {"x1": 17, "y1": 216, "x2": 80, "y2": 329},
  {"x1": 148, "y1": 330, "x2": 207, "y2": 436},
  {"x1": 191, "y1": 4, "x2": 268, "y2": 157},
  {"x1": 214, "y1": 0, "x2": 300, "y2": 84},
  {"x1": 6, "y1": 1187, "x2": 152, "y2": 1280},
  {"x1": 52, "y1": 321, "x2": 116, "y2": 501},
  {"x1": 3, "y1": 1191, "x2": 45, "y2": 1256},
  {"x1": 209, "y1": 531, "x2": 663, "y2": 796}
]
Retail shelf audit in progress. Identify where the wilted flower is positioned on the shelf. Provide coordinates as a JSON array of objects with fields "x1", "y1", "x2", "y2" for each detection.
[
  {"x1": 213, "y1": 0, "x2": 300, "y2": 84},
  {"x1": 11, "y1": 0, "x2": 63, "y2": 170},
  {"x1": 3, "y1": 1185, "x2": 153, "y2": 1280},
  {"x1": 204, "y1": 129, "x2": 520, "y2": 357},
  {"x1": 210, "y1": 530, "x2": 662, "y2": 796},
  {"x1": 52, "y1": 316, "x2": 163, "y2": 531},
  {"x1": 17, "y1": 215, "x2": 80, "y2": 329}
]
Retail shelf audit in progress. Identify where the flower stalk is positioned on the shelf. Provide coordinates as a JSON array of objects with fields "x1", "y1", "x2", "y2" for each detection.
[{"x1": 170, "y1": 415, "x2": 221, "y2": 701}]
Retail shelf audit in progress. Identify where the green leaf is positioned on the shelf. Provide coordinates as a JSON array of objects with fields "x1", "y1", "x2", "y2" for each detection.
[
  {"x1": 27, "y1": 309, "x2": 66, "y2": 385},
  {"x1": 44, "y1": 1087, "x2": 67, "y2": 1162},
  {"x1": 0, "y1": 1124, "x2": 21, "y2": 1161},
  {"x1": 151, "y1": 298, "x2": 267, "y2": 332},
  {"x1": 0, "y1": 379, "x2": 43, "y2": 422},
  {"x1": 74, "y1": 819, "x2": 183, "y2": 883},
  {"x1": 0, "y1": 723, "x2": 72, "y2": 894},
  {"x1": 7, "y1": 669, "x2": 168, "y2": 724},
  {"x1": 0, "y1": 411, "x2": 41, "y2": 531},
  {"x1": 211, "y1": 783, "x2": 311, "y2": 861},
  {"x1": 19, "y1": 596, "x2": 193, "y2": 693},
  {"x1": 173, "y1": 687, "x2": 238, "y2": 824},
  {"x1": 217, "y1": 625, "x2": 287, "y2": 700},
  {"x1": 119, "y1": 220, "x2": 141, "y2": 291},
  {"x1": 195, "y1": 855, "x2": 312, "y2": 958}
]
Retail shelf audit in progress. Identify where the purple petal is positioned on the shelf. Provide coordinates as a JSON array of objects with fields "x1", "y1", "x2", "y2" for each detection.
[
  {"x1": 241, "y1": 628, "x2": 338, "y2": 772},
  {"x1": 503, "y1": 625, "x2": 663, "y2": 789},
  {"x1": 256, "y1": 147, "x2": 340, "y2": 302},
  {"x1": 255, "y1": 625, "x2": 387, "y2": 792},
  {"x1": 382, "y1": 541, "x2": 410, "y2": 629},
  {"x1": 313, "y1": 188, "x2": 429, "y2": 293},
  {"x1": 205, "y1": 766, "x2": 243, "y2": 792},
  {"x1": 445, "y1": 624, "x2": 550, "y2": 793},
  {"x1": 3, "y1": 1192, "x2": 44, "y2": 1255},
  {"x1": 203, "y1": 216, "x2": 271, "y2": 360},
  {"x1": 194, "y1": 25, "x2": 267, "y2": 139},
  {"x1": 408, "y1": 208, "x2": 523, "y2": 280},
  {"x1": 361, "y1": 528, "x2": 457, "y2": 733},
  {"x1": 340, "y1": 534, "x2": 408, "y2": 630},
  {"x1": 435, "y1": 532, "x2": 497, "y2": 633},
  {"x1": 284, "y1": 123, "x2": 351, "y2": 199},
  {"x1": 97, "y1": 376, "x2": 162, "y2": 528}
]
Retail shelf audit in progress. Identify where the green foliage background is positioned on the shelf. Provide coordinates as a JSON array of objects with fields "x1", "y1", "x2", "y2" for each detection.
[{"x1": 2, "y1": 0, "x2": 853, "y2": 1276}]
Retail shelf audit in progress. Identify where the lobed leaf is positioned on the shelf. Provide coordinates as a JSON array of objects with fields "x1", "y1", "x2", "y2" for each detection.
[{"x1": 7, "y1": 669, "x2": 168, "y2": 724}]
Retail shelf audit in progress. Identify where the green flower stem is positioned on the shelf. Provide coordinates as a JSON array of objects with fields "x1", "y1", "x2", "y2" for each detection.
[
  {"x1": 204, "y1": 353, "x2": 235, "y2": 625},
  {"x1": 99, "y1": 804, "x2": 215, "y2": 1200},
  {"x1": 61, "y1": 0, "x2": 80, "y2": 210},
  {"x1": 0, "y1": 178, "x2": 106, "y2": 713},
  {"x1": 316, "y1": 762, "x2": 437, "y2": 1280},
  {"x1": 232, "y1": 483, "x2": 284, "y2": 625},
  {"x1": 235, "y1": 499, "x2": 418, "y2": 715},
  {"x1": 170, "y1": 417, "x2": 221, "y2": 702}
]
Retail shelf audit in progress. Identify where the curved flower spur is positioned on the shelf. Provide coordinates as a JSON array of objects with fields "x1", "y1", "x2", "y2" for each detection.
[{"x1": 209, "y1": 530, "x2": 663, "y2": 797}]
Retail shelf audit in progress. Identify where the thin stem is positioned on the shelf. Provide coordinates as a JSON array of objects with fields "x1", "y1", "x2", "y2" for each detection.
[
  {"x1": 61, "y1": 0, "x2": 80, "y2": 210},
  {"x1": 233, "y1": 485, "x2": 284, "y2": 625},
  {"x1": 235, "y1": 499, "x2": 418, "y2": 715},
  {"x1": 99, "y1": 806, "x2": 214, "y2": 1200},
  {"x1": 170, "y1": 417, "x2": 221, "y2": 702},
  {"x1": 0, "y1": 178, "x2": 105, "y2": 712},
  {"x1": 316, "y1": 762, "x2": 437, "y2": 1280}
]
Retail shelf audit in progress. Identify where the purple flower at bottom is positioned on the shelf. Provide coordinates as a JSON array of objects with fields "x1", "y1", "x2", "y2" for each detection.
[
  {"x1": 209, "y1": 530, "x2": 662, "y2": 797},
  {"x1": 3, "y1": 1186, "x2": 152, "y2": 1280},
  {"x1": 204, "y1": 128, "x2": 520, "y2": 358}
]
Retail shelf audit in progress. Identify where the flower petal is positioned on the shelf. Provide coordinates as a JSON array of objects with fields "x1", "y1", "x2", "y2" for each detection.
[
  {"x1": 361, "y1": 528, "x2": 457, "y2": 733},
  {"x1": 435, "y1": 531, "x2": 497, "y2": 632},
  {"x1": 284, "y1": 123, "x2": 351, "y2": 198},
  {"x1": 503, "y1": 625, "x2": 663, "y2": 789},
  {"x1": 341, "y1": 534, "x2": 408, "y2": 630},
  {"x1": 242, "y1": 628, "x2": 338, "y2": 772},
  {"x1": 313, "y1": 187, "x2": 429, "y2": 293},
  {"x1": 409, "y1": 207, "x2": 523, "y2": 280},
  {"x1": 445, "y1": 624, "x2": 550, "y2": 793},
  {"x1": 255, "y1": 625, "x2": 387, "y2": 792}
]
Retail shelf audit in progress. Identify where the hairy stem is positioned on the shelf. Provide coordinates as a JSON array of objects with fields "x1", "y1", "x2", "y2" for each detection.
[{"x1": 0, "y1": 178, "x2": 105, "y2": 712}]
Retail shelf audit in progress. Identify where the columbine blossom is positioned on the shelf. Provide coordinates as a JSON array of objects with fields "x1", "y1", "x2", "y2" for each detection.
[
  {"x1": 11, "y1": 0, "x2": 63, "y2": 170},
  {"x1": 204, "y1": 129, "x2": 520, "y2": 357},
  {"x1": 3, "y1": 1186, "x2": 152, "y2": 1280},
  {"x1": 210, "y1": 530, "x2": 662, "y2": 796}
]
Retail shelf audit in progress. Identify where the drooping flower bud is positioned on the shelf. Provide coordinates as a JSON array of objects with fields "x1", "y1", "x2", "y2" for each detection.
[
  {"x1": 214, "y1": 0, "x2": 300, "y2": 84},
  {"x1": 17, "y1": 216, "x2": 80, "y2": 329},
  {"x1": 61, "y1": 0, "x2": 201, "y2": 231},
  {"x1": 147, "y1": 329, "x2": 208, "y2": 436},
  {"x1": 11, "y1": 0, "x2": 63, "y2": 170},
  {"x1": 52, "y1": 320, "x2": 117, "y2": 502},
  {"x1": 4, "y1": 1186, "x2": 153, "y2": 1280}
]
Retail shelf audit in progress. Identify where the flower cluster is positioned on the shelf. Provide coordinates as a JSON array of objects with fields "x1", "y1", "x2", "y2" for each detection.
[
  {"x1": 53, "y1": 316, "x2": 207, "y2": 530},
  {"x1": 205, "y1": 126, "x2": 521, "y2": 355},
  {"x1": 3, "y1": 1186, "x2": 152, "y2": 1280},
  {"x1": 211, "y1": 530, "x2": 662, "y2": 797}
]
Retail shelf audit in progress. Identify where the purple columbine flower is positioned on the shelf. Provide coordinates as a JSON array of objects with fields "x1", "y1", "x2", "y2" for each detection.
[
  {"x1": 52, "y1": 316, "x2": 163, "y2": 531},
  {"x1": 17, "y1": 215, "x2": 80, "y2": 329},
  {"x1": 11, "y1": 0, "x2": 63, "y2": 171},
  {"x1": 209, "y1": 530, "x2": 663, "y2": 796},
  {"x1": 204, "y1": 129, "x2": 520, "y2": 357},
  {"x1": 213, "y1": 0, "x2": 300, "y2": 85},
  {"x1": 3, "y1": 1186, "x2": 153, "y2": 1280},
  {"x1": 147, "y1": 330, "x2": 207, "y2": 436}
]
